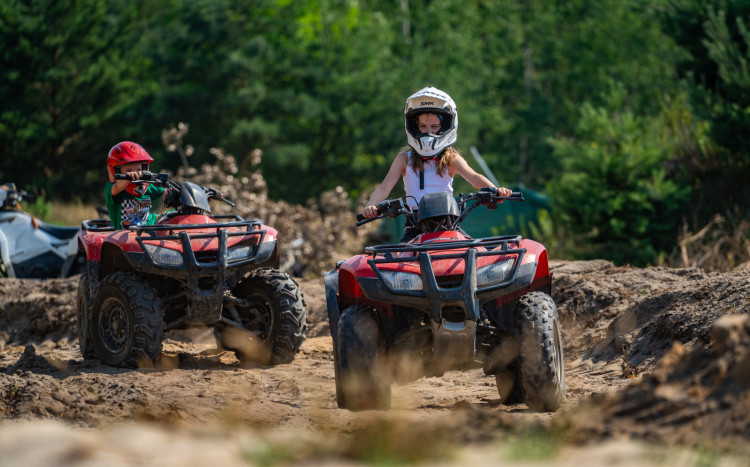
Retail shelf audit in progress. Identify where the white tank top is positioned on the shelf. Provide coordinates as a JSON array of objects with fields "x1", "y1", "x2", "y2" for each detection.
[{"x1": 403, "y1": 151, "x2": 454, "y2": 209}]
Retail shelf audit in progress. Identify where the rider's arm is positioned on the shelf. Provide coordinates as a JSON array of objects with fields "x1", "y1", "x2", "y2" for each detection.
[
  {"x1": 110, "y1": 169, "x2": 144, "y2": 196},
  {"x1": 363, "y1": 152, "x2": 407, "y2": 218},
  {"x1": 110, "y1": 179, "x2": 130, "y2": 196},
  {"x1": 451, "y1": 156, "x2": 512, "y2": 197}
]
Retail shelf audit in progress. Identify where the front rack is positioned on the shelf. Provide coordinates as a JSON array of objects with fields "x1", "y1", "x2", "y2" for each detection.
[
  {"x1": 130, "y1": 216, "x2": 258, "y2": 238},
  {"x1": 131, "y1": 218, "x2": 267, "y2": 269},
  {"x1": 81, "y1": 215, "x2": 253, "y2": 235},
  {"x1": 359, "y1": 235, "x2": 527, "y2": 322}
]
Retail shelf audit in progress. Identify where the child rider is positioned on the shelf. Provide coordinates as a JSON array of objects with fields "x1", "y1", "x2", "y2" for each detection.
[
  {"x1": 361, "y1": 86, "x2": 513, "y2": 242},
  {"x1": 105, "y1": 141, "x2": 166, "y2": 229}
]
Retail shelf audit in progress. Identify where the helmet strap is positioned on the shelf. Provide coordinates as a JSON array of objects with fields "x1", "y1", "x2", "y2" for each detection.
[{"x1": 418, "y1": 150, "x2": 445, "y2": 190}]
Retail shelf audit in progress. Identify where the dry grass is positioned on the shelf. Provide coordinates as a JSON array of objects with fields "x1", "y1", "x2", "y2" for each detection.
[
  {"x1": 42, "y1": 201, "x2": 102, "y2": 227},
  {"x1": 664, "y1": 215, "x2": 750, "y2": 272}
]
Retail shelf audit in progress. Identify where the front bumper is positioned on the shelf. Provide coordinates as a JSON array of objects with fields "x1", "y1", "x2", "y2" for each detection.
[
  {"x1": 356, "y1": 236, "x2": 534, "y2": 324},
  {"x1": 124, "y1": 219, "x2": 276, "y2": 325}
]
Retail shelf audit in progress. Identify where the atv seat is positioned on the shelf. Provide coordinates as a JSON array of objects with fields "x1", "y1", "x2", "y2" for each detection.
[{"x1": 37, "y1": 220, "x2": 80, "y2": 240}]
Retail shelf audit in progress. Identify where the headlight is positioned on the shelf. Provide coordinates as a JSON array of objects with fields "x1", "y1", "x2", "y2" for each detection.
[
  {"x1": 227, "y1": 243, "x2": 253, "y2": 261},
  {"x1": 477, "y1": 259, "x2": 514, "y2": 286},
  {"x1": 380, "y1": 270, "x2": 423, "y2": 291},
  {"x1": 143, "y1": 244, "x2": 184, "y2": 266}
]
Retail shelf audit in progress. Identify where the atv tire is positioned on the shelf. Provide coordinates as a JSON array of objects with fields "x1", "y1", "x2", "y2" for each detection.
[
  {"x1": 76, "y1": 267, "x2": 96, "y2": 359},
  {"x1": 90, "y1": 272, "x2": 164, "y2": 368},
  {"x1": 336, "y1": 305, "x2": 391, "y2": 410},
  {"x1": 494, "y1": 362, "x2": 524, "y2": 405},
  {"x1": 216, "y1": 268, "x2": 307, "y2": 365},
  {"x1": 516, "y1": 291, "x2": 565, "y2": 411}
]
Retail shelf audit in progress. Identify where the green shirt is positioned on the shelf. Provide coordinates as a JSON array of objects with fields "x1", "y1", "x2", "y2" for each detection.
[{"x1": 104, "y1": 182, "x2": 165, "y2": 229}]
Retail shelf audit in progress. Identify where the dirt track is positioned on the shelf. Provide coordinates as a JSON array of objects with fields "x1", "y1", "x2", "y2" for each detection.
[{"x1": 1, "y1": 260, "x2": 749, "y2": 465}]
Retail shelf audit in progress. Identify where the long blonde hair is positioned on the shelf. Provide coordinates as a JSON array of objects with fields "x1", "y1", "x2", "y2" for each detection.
[{"x1": 404, "y1": 146, "x2": 460, "y2": 177}]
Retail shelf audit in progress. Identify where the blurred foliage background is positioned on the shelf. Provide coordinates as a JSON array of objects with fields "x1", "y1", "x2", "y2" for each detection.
[{"x1": 2, "y1": 0, "x2": 749, "y2": 268}]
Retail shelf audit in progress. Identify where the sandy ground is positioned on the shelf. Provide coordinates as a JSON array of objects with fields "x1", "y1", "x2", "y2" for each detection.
[{"x1": 1, "y1": 260, "x2": 749, "y2": 466}]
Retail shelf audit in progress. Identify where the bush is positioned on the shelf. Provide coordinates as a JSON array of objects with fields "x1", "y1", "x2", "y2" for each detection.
[{"x1": 546, "y1": 82, "x2": 690, "y2": 266}]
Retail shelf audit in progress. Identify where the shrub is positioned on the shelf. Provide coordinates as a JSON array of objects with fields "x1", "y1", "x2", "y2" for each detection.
[{"x1": 546, "y1": 82, "x2": 690, "y2": 266}]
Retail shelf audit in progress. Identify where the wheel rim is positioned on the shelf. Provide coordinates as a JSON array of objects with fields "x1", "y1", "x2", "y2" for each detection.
[
  {"x1": 99, "y1": 297, "x2": 131, "y2": 354},
  {"x1": 236, "y1": 292, "x2": 273, "y2": 343}
]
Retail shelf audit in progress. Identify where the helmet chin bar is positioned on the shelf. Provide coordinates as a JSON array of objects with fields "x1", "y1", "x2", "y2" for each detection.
[{"x1": 418, "y1": 135, "x2": 437, "y2": 154}]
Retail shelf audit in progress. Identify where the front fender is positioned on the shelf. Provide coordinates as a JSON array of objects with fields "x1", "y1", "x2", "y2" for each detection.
[{"x1": 324, "y1": 269, "x2": 341, "y2": 348}]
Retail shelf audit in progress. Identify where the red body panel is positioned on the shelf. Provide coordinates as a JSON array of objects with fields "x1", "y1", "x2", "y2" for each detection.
[
  {"x1": 337, "y1": 231, "x2": 550, "y2": 300},
  {"x1": 79, "y1": 214, "x2": 278, "y2": 262}
]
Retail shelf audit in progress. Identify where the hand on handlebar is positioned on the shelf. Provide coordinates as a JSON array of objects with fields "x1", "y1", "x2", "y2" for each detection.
[
  {"x1": 494, "y1": 186, "x2": 513, "y2": 197},
  {"x1": 114, "y1": 170, "x2": 155, "y2": 182},
  {"x1": 362, "y1": 205, "x2": 380, "y2": 219},
  {"x1": 113, "y1": 170, "x2": 150, "y2": 197},
  {"x1": 357, "y1": 200, "x2": 391, "y2": 223}
]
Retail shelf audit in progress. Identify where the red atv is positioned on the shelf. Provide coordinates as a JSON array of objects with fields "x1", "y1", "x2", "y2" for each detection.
[
  {"x1": 77, "y1": 172, "x2": 307, "y2": 368},
  {"x1": 325, "y1": 189, "x2": 564, "y2": 411}
]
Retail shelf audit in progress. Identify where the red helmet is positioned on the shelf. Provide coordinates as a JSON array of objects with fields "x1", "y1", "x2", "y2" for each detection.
[{"x1": 107, "y1": 141, "x2": 154, "y2": 181}]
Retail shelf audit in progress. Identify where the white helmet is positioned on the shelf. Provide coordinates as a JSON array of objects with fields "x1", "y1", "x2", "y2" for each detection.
[{"x1": 404, "y1": 86, "x2": 458, "y2": 158}]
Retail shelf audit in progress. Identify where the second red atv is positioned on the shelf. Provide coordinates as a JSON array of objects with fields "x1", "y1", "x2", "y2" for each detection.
[
  {"x1": 77, "y1": 172, "x2": 307, "y2": 368},
  {"x1": 325, "y1": 189, "x2": 565, "y2": 411}
]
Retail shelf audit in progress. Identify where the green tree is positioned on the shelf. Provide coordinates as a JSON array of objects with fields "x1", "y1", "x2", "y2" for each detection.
[
  {"x1": 547, "y1": 83, "x2": 690, "y2": 266},
  {"x1": 0, "y1": 0, "x2": 147, "y2": 197},
  {"x1": 0, "y1": 0, "x2": 691, "y2": 218},
  {"x1": 659, "y1": 0, "x2": 750, "y2": 215}
]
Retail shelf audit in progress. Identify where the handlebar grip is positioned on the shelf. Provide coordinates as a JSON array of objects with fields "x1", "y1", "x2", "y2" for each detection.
[
  {"x1": 113, "y1": 171, "x2": 155, "y2": 181},
  {"x1": 356, "y1": 213, "x2": 366, "y2": 222},
  {"x1": 511, "y1": 192, "x2": 522, "y2": 197},
  {"x1": 357, "y1": 216, "x2": 379, "y2": 227}
]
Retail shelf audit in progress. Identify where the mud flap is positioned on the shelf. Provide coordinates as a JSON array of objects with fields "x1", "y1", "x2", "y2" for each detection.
[{"x1": 324, "y1": 269, "x2": 341, "y2": 348}]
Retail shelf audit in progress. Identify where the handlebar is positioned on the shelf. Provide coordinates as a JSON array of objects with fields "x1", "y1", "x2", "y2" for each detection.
[
  {"x1": 356, "y1": 189, "x2": 524, "y2": 227},
  {"x1": 356, "y1": 199, "x2": 407, "y2": 226},
  {"x1": 113, "y1": 171, "x2": 159, "y2": 182},
  {"x1": 114, "y1": 171, "x2": 235, "y2": 207},
  {"x1": 1, "y1": 183, "x2": 35, "y2": 207},
  {"x1": 356, "y1": 200, "x2": 389, "y2": 222},
  {"x1": 206, "y1": 188, "x2": 235, "y2": 207},
  {"x1": 470, "y1": 190, "x2": 524, "y2": 203}
]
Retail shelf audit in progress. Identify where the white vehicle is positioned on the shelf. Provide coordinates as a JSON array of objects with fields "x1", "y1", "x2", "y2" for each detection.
[{"x1": 0, "y1": 183, "x2": 81, "y2": 278}]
